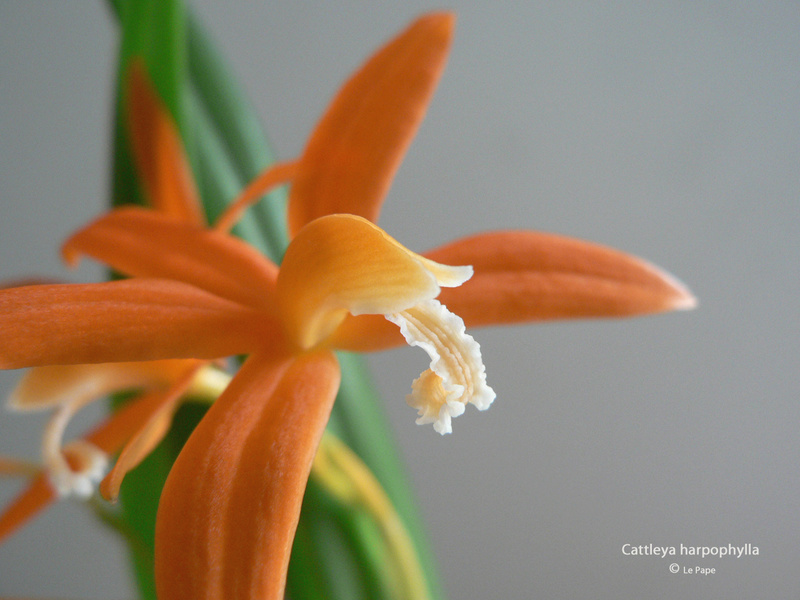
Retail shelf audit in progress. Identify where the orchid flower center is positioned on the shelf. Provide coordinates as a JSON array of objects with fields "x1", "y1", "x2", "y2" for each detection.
[{"x1": 277, "y1": 214, "x2": 495, "y2": 433}]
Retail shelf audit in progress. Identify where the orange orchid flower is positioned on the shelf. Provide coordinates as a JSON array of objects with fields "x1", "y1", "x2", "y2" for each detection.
[{"x1": 0, "y1": 12, "x2": 694, "y2": 600}]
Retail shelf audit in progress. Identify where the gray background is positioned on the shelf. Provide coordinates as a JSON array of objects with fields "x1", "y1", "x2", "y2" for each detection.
[{"x1": 1, "y1": 2, "x2": 799, "y2": 598}]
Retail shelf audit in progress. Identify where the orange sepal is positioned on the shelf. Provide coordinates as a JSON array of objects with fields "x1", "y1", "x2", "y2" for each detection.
[
  {"x1": 9, "y1": 359, "x2": 195, "y2": 411},
  {"x1": 100, "y1": 363, "x2": 203, "y2": 501},
  {"x1": 155, "y1": 350, "x2": 340, "y2": 600},
  {"x1": 426, "y1": 230, "x2": 696, "y2": 327},
  {"x1": 288, "y1": 12, "x2": 454, "y2": 235},
  {"x1": 126, "y1": 60, "x2": 205, "y2": 226},
  {"x1": 0, "y1": 279, "x2": 276, "y2": 369},
  {"x1": 63, "y1": 207, "x2": 279, "y2": 311},
  {"x1": 0, "y1": 474, "x2": 55, "y2": 544},
  {"x1": 214, "y1": 161, "x2": 299, "y2": 233}
]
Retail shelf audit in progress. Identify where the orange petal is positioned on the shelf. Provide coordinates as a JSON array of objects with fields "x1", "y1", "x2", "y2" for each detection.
[
  {"x1": 213, "y1": 161, "x2": 299, "y2": 233},
  {"x1": 86, "y1": 388, "x2": 192, "y2": 455},
  {"x1": 100, "y1": 363, "x2": 203, "y2": 501},
  {"x1": 328, "y1": 314, "x2": 404, "y2": 352},
  {"x1": 0, "y1": 279, "x2": 276, "y2": 369},
  {"x1": 426, "y1": 231, "x2": 696, "y2": 327},
  {"x1": 63, "y1": 207, "x2": 279, "y2": 311},
  {"x1": 126, "y1": 60, "x2": 205, "y2": 226},
  {"x1": 288, "y1": 13, "x2": 454, "y2": 235},
  {"x1": 278, "y1": 215, "x2": 465, "y2": 349},
  {"x1": 8, "y1": 360, "x2": 195, "y2": 411},
  {"x1": 0, "y1": 474, "x2": 55, "y2": 544},
  {"x1": 155, "y1": 350, "x2": 340, "y2": 600}
]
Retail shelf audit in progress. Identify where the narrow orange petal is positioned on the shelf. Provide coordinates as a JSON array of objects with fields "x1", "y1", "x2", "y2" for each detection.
[
  {"x1": 9, "y1": 360, "x2": 195, "y2": 411},
  {"x1": 214, "y1": 161, "x2": 299, "y2": 233},
  {"x1": 155, "y1": 350, "x2": 340, "y2": 600},
  {"x1": 100, "y1": 363, "x2": 203, "y2": 501},
  {"x1": 426, "y1": 231, "x2": 696, "y2": 327},
  {"x1": 0, "y1": 474, "x2": 55, "y2": 543},
  {"x1": 0, "y1": 279, "x2": 276, "y2": 369},
  {"x1": 126, "y1": 60, "x2": 205, "y2": 226},
  {"x1": 288, "y1": 12, "x2": 454, "y2": 235},
  {"x1": 86, "y1": 387, "x2": 193, "y2": 455},
  {"x1": 63, "y1": 207, "x2": 279, "y2": 311}
]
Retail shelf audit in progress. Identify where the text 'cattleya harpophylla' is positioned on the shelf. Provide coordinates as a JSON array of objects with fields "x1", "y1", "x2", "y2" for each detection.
[{"x1": 0, "y1": 11, "x2": 695, "y2": 600}]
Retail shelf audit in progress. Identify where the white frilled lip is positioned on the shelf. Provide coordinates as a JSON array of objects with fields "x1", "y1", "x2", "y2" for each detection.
[
  {"x1": 387, "y1": 299, "x2": 495, "y2": 434},
  {"x1": 277, "y1": 214, "x2": 493, "y2": 433}
]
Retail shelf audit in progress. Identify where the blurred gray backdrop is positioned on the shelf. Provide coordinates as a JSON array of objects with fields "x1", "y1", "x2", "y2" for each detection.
[{"x1": 1, "y1": 2, "x2": 798, "y2": 598}]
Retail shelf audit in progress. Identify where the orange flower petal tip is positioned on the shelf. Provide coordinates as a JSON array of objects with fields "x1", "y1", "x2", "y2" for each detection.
[
  {"x1": 288, "y1": 11, "x2": 456, "y2": 234},
  {"x1": 426, "y1": 230, "x2": 696, "y2": 326},
  {"x1": 649, "y1": 266, "x2": 697, "y2": 311},
  {"x1": 416, "y1": 11, "x2": 456, "y2": 34},
  {"x1": 0, "y1": 474, "x2": 55, "y2": 544},
  {"x1": 124, "y1": 60, "x2": 205, "y2": 226}
]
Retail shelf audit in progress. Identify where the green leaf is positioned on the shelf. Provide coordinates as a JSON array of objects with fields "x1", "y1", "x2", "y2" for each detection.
[{"x1": 186, "y1": 13, "x2": 289, "y2": 261}]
